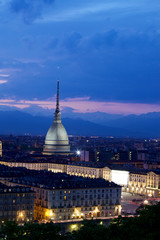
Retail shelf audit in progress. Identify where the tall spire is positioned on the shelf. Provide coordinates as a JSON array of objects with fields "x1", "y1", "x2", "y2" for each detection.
[
  {"x1": 55, "y1": 80, "x2": 60, "y2": 114},
  {"x1": 54, "y1": 80, "x2": 61, "y2": 123}
]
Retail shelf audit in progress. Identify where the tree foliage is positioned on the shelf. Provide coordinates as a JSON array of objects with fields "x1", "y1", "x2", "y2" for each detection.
[{"x1": 0, "y1": 221, "x2": 66, "y2": 240}]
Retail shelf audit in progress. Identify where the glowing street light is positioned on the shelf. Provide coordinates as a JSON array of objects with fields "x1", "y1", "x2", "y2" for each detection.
[
  {"x1": 17, "y1": 211, "x2": 25, "y2": 222},
  {"x1": 19, "y1": 212, "x2": 23, "y2": 218},
  {"x1": 49, "y1": 210, "x2": 53, "y2": 217},
  {"x1": 45, "y1": 209, "x2": 54, "y2": 219},
  {"x1": 143, "y1": 200, "x2": 149, "y2": 205},
  {"x1": 76, "y1": 150, "x2": 81, "y2": 155},
  {"x1": 93, "y1": 207, "x2": 99, "y2": 213}
]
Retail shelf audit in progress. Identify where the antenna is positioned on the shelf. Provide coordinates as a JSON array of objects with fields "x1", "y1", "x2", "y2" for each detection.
[{"x1": 55, "y1": 79, "x2": 60, "y2": 114}]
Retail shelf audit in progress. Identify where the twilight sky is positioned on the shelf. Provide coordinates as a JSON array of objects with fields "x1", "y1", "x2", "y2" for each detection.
[{"x1": 0, "y1": 0, "x2": 160, "y2": 116}]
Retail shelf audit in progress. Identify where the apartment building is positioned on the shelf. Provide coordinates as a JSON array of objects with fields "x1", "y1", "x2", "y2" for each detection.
[
  {"x1": 0, "y1": 182, "x2": 34, "y2": 224},
  {"x1": 5, "y1": 172, "x2": 121, "y2": 221}
]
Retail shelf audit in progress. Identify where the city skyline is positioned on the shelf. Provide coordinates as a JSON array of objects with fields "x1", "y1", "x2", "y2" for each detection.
[
  {"x1": 0, "y1": 1, "x2": 160, "y2": 235},
  {"x1": 0, "y1": 0, "x2": 160, "y2": 117}
]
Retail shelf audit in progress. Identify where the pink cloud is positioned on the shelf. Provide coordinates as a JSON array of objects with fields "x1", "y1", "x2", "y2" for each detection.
[
  {"x1": 0, "y1": 103, "x2": 30, "y2": 108},
  {"x1": 0, "y1": 80, "x2": 8, "y2": 84},
  {"x1": 65, "y1": 97, "x2": 90, "y2": 101},
  {"x1": 0, "y1": 99, "x2": 15, "y2": 103},
  {"x1": 0, "y1": 74, "x2": 9, "y2": 77},
  {"x1": 0, "y1": 97, "x2": 160, "y2": 115}
]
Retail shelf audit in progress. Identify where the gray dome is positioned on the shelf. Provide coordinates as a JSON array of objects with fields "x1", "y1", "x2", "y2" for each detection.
[
  {"x1": 43, "y1": 120, "x2": 70, "y2": 155},
  {"x1": 45, "y1": 122, "x2": 69, "y2": 144}
]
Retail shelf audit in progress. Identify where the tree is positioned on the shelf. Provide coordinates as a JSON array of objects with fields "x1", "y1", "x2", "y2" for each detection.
[{"x1": 72, "y1": 220, "x2": 109, "y2": 240}]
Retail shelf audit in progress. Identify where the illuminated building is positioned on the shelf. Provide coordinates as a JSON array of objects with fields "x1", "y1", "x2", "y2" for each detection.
[
  {"x1": 103, "y1": 165, "x2": 130, "y2": 187},
  {"x1": 0, "y1": 183, "x2": 34, "y2": 224},
  {"x1": 111, "y1": 170, "x2": 129, "y2": 186},
  {"x1": 128, "y1": 169, "x2": 160, "y2": 197},
  {"x1": 4, "y1": 171, "x2": 121, "y2": 221},
  {"x1": 107, "y1": 165, "x2": 160, "y2": 197},
  {"x1": 43, "y1": 80, "x2": 71, "y2": 156},
  {"x1": 1, "y1": 157, "x2": 160, "y2": 197},
  {"x1": 67, "y1": 162, "x2": 106, "y2": 178},
  {"x1": 0, "y1": 159, "x2": 109, "y2": 179}
]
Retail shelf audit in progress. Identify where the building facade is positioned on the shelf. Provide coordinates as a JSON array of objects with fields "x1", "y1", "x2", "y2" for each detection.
[
  {"x1": 7, "y1": 177, "x2": 121, "y2": 221},
  {"x1": 67, "y1": 163, "x2": 105, "y2": 179},
  {"x1": 0, "y1": 183, "x2": 34, "y2": 224},
  {"x1": 128, "y1": 170, "x2": 160, "y2": 197}
]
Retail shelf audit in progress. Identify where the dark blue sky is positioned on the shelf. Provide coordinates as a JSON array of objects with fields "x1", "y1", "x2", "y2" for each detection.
[{"x1": 0, "y1": 0, "x2": 160, "y2": 116}]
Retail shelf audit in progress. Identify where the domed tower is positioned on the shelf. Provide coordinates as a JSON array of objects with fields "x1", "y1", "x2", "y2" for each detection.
[{"x1": 43, "y1": 80, "x2": 71, "y2": 155}]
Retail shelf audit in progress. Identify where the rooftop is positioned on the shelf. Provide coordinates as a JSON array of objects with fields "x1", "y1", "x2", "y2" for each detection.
[
  {"x1": 11, "y1": 171, "x2": 121, "y2": 190},
  {"x1": 106, "y1": 164, "x2": 149, "y2": 174},
  {"x1": 0, "y1": 182, "x2": 33, "y2": 194},
  {"x1": 68, "y1": 161, "x2": 106, "y2": 168},
  {"x1": 0, "y1": 164, "x2": 120, "y2": 190}
]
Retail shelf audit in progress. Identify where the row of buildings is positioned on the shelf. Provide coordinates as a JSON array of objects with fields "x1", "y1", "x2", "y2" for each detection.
[
  {"x1": 0, "y1": 164, "x2": 121, "y2": 223},
  {"x1": 1, "y1": 158, "x2": 160, "y2": 198}
]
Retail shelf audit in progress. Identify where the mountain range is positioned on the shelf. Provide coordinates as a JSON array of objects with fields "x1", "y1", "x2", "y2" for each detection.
[{"x1": 0, "y1": 110, "x2": 160, "y2": 137}]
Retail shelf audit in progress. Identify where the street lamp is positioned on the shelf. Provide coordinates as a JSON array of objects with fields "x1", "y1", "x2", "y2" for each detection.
[{"x1": 76, "y1": 150, "x2": 81, "y2": 155}]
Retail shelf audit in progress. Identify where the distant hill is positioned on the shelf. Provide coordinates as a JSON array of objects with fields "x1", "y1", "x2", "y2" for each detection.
[
  {"x1": 106, "y1": 112, "x2": 160, "y2": 138},
  {"x1": 0, "y1": 111, "x2": 51, "y2": 135},
  {"x1": 0, "y1": 111, "x2": 130, "y2": 137},
  {"x1": 0, "y1": 110, "x2": 160, "y2": 137},
  {"x1": 63, "y1": 118, "x2": 130, "y2": 137}
]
